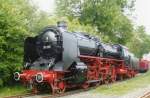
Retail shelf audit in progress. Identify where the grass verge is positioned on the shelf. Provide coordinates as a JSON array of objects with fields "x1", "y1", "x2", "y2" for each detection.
[
  {"x1": 93, "y1": 71, "x2": 150, "y2": 95},
  {"x1": 0, "y1": 85, "x2": 27, "y2": 98}
]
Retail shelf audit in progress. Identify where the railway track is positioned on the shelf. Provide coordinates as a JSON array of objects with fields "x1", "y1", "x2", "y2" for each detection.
[
  {"x1": 3, "y1": 86, "x2": 97, "y2": 98},
  {"x1": 3, "y1": 93, "x2": 34, "y2": 98},
  {"x1": 140, "y1": 92, "x2": 150, "y2": 98}
]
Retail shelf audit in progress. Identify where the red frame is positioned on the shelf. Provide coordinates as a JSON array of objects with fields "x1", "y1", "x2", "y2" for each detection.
[{"x1": 18, "y1": 55, "x2": 137, "y2": 94}]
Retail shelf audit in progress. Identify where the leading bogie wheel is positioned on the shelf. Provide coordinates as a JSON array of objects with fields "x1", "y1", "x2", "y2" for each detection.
[{"x1": 81, "y1": 82, "x2": 89, "y2": 89}]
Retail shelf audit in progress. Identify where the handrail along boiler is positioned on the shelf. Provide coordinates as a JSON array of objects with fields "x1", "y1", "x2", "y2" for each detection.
[{"x1": 14, "y1": 21, "x2": 140, "y2": 94}]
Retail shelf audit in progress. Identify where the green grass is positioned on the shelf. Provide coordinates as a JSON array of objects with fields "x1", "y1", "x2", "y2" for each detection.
[
  {"x1": 0, "y1": 85, "x2": 27, "y2": 98},
  {"x1": 93, "y1": 71, "x2": 150, "y2": 95}
]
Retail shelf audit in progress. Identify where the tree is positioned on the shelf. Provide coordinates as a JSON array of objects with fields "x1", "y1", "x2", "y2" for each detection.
[
  {"x1": 0, "y1": 0, "x2": 50, "y2": 86},
  {"x1": 56, "y1": 0, "x2": 135, "y2": 44},
  {"x1": 127, "y1": 26, "x2": 150, "y2": 58}
]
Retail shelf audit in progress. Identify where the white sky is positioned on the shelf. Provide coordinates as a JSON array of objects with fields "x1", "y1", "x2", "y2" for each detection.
[
  {"x1": 31, "y1": 0, "x2": 150, "y2": 33},
  {"x1": 31, "y1": 0, "x2": 55, "y2": 13},
  {"x1": 134, "y1": 0, "x2": 150, "y2": 33}
]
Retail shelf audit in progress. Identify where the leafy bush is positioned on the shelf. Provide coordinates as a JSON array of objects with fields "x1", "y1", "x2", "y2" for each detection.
[{"x1": 0, "y1": 0, "x2": 50, "y2": 86}]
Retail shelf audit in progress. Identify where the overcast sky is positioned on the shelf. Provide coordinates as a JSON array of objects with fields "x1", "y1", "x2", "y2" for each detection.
[
  {"x1": 31, "y1": 0, "x2": 150, "y2": 33},
  {"x1": 134, "y1": 0, "x2": 150, "y2": 33},
  {"x1": 31, "y1": 0, "x2": 55, "y2": 13}
]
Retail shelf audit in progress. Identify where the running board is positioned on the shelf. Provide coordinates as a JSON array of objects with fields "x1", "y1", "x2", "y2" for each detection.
[{"x1": 87, "y1": 80, "x2": 100, "y2": 83}]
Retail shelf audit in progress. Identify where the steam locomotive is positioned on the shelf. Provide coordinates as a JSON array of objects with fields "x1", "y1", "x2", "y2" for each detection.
[{"x1": 14, "y1": 21, "x2": 140, "y2": 94}]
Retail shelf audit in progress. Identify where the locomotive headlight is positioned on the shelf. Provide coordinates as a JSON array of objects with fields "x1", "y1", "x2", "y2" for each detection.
[
  {"x1": 14, "y1": 72, "x2": 20, "y2": 81},
  {"x1": 36, "y1": 73, "x2": 43, "y2": 83}
]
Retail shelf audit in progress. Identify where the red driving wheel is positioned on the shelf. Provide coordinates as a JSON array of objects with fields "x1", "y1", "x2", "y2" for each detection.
[{"x1": 81, "y1": 82, "x2": 89, "y2": 89}]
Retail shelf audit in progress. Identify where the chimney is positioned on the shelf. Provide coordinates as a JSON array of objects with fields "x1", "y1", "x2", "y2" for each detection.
[{"x1": 57, "y1": 21, "x2": 67, "y2": 32}]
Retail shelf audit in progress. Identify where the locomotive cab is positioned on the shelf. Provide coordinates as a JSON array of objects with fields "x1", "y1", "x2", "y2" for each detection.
[{"x1": 117, "y1": 45, "x2": 139, "y2": 70}]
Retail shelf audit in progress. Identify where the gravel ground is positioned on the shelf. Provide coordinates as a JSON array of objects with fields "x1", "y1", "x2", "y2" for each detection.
[
  {"x1": 60, "y1": 86, "x2": 150, "y2": 98},
  {"x1": 120, "y1": 85, "x2": 150, "y2": 98},
  {"x1": 60, "y1": 91, "x2": 118, "y2": 98},
  {"x1": 24, "y1": 85, "x2": 150, "y2": 98}
]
